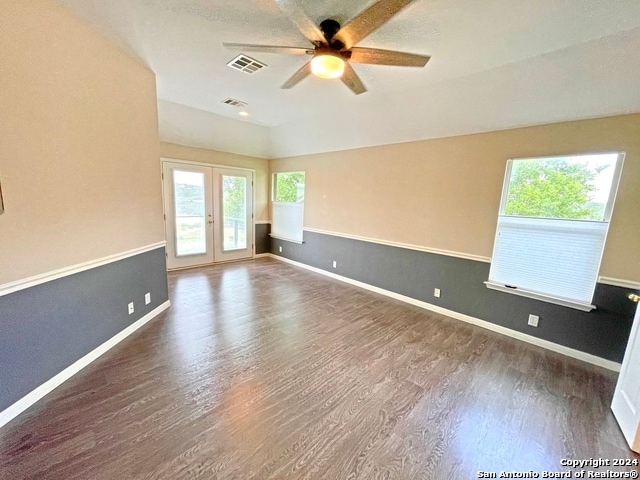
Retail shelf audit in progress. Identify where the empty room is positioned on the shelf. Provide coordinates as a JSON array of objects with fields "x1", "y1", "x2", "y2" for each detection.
[{"x1": 1, "y1": 0, "x2": 640, "y2": 478}]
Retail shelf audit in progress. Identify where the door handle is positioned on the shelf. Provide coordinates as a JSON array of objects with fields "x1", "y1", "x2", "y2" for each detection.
[{"x1": 208, "y1": 220, "x2": 213, "y2": 224}]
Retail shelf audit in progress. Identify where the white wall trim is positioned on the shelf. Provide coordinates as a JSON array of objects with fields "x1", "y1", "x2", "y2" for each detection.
[
  {"x1": 300, "y1": 228, "x2": 640, "y2": 288},
  {"x1": 254, "y1": 253, "x2": 270, "y2": 259},
  {"x1": 268, "y1": 254, "x2": 621, "y2": 372},
  {"x1": 0, "y1": 242, "x2": 167, "y2": 298},
  {"x1": 0, "y1": 300, "x2": 171, "y2": 430},
  {"x1": 598, "y1": 276, "x2": 640, "y2": 290},
  {"x1": 255, "y1": 220, "x2": 271, "y2": 225},
  {"x1": 303, "y1": 227, "x2": 492, "y2": 263}
]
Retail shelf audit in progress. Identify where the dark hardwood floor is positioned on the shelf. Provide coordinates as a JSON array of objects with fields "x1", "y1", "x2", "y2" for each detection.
[{"x1": 1, "y1": 258, "x2": 638, "y2": 479}]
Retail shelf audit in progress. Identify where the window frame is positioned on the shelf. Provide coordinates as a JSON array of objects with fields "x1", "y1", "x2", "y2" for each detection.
[{"x1": 485, "y1": 152, "x2": 625, "y2": 311}]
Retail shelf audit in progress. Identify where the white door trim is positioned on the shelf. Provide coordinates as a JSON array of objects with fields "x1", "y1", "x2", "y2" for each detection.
[
  {"x1": 162, "y1": 162, "x2": 215, "y2": 269},
  {"x1": 612, "y1": 302, "x2": 640, "y2": 452},
  {"x1": 213, "y1": 168, "x2": 254, "y2": 263},
  {"x1": 160, "y1": 157, "x2": 256, "y2": 173}
]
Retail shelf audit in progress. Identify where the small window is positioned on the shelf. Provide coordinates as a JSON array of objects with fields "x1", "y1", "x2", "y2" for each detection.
[
  {"x1": 271, "y1": 172, "x2": 305, "y2": 243},
  {"x1": 486, "y1": 153, "x2": 624, "y2": 311},
  {"x1": 274, "y1": 172, "x2": 305, "y2": 203}
]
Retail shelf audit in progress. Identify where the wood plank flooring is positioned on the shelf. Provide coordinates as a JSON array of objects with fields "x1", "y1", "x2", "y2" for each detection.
[{"x1": 1, "y1": 258, "x2": 638, "y2": 479}]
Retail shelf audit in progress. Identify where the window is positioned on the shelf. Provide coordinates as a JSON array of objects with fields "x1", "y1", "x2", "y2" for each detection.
[
  {"x1": 271, "y1": 171, "x2": 305, "y2": 243},
  {"x1": 486, "y1": 153, "x2": 624, "y2": 311}
]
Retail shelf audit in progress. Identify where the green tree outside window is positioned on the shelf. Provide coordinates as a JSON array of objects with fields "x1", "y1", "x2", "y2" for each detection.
[
  {"x1": 505, "y1": 159, "x2": 610, "y2": 221},
  {"x1": 275, "y1": 172, "x2": 305, "y2": 203}
]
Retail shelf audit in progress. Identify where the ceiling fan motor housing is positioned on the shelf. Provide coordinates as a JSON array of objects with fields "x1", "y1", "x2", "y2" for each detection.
[{"x1": 319, "y1": 19, "x2": 344, "y2": 50}]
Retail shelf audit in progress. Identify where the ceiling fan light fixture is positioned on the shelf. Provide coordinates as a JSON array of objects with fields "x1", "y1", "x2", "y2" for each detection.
[{"x1": 310, "y1": 53, "x2": 345, "y2": 79}]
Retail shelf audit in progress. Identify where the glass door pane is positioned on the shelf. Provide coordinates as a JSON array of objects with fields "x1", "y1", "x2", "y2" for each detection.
[
  {"x1": 214, "y1": 169, "x2": 253, "y2": 262},
  {"x1": 173, "y1": 170, "x2": 207, "y2": 256},
  {"x1": 222, "y1": 175, "x2": 247, "y2": 251}
]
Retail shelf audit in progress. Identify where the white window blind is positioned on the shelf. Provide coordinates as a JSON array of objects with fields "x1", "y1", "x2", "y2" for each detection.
[
  {"x1": 271, "y1": 172, "x2": 305, "y2": 244},
  {"x1": 271, "y1": 202, "x2": 304, "y2": 243},
  {"x1": 489, "y1": 217, "x2": 608, "y2": 305},
  {"x1": 486, "y1": 153, "x2": 624, "y2": 311}
]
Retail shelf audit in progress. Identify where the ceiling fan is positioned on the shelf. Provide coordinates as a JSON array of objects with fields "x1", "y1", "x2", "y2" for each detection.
[{"x1": 223, "y1": 0, "x2": 430, "y2": 95}]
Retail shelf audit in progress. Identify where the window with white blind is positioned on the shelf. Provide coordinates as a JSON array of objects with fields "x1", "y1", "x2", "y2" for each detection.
[
  {"x1": 486, "y1": 153, "x2": 624, "y2": 311},
  {"x1": 271, "y1": 171, "x2": 305, "y2": 243}
]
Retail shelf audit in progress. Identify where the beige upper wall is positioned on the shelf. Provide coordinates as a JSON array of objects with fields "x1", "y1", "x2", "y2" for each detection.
[
  {"x1": 271, "y1": 114, "x2": 640, "y2": 283},
  {"x1": 160, "y1": 142, "x2": 270, "y2": 222},
  {"x1": 0, "y1": 0, "x2": 165, "y2": 285}
]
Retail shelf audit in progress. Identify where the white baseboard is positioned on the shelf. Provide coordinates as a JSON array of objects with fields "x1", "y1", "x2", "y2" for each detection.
[
  {"x1": 253, "y1": 253, "x2": 270, "y2": 259},
  {"x1": 268, "y1": 254, "x2": 621, "y2": 372},
  {"x1": 0, "y1": 300, "x2": 171, "y2": 430}
]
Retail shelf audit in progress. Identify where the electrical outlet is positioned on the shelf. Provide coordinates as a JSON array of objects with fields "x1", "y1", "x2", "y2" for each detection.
[
  {"x1": 145, "y1": 293, "x2": 151, "y2": 305},
  {"x1": 528, "y1": 314, "x2": 539, "y2": 327},
  {"x1": 128, "y1": 302, "x2": 134, "y2": 315},
  {"x1": 434, "y1": 288, "x2": 441, "y2": 298},
  {"x1": 279, "y1": 246, "x2": 282, "y2": 253},
  {"x1": 332, "y1": 260, "x2": 337, "y2": 268}
]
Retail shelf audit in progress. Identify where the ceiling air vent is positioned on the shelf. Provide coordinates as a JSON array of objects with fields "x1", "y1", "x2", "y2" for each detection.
[
  {"x1": 227, "y1": 54, "x2": 266, "y2": 75},
  {"x1": 222, "y1": 97, "x2": 248, "y2": 108}
]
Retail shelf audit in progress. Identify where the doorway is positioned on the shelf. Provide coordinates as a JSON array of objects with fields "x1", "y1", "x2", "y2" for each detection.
[{"x1": 162, "y1": 160, "x2": 254, "y2": 269}]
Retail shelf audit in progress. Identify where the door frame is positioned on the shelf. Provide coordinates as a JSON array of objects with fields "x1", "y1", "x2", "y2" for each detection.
[
  {"x1": 160, "y1": 157, "x2": 257, "y2": 270},
  {"x1": 612, "y1": 301, "x2": 640, "y2": 453},
  {"x1": 162, "y1": 161, "x2": 215, "y2": 269},
  {"x1": 213, "y1": 167, "x2": 254, "y2": 263}
]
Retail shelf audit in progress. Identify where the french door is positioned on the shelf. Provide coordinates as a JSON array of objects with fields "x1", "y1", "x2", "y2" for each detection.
[{"x1": 162, "y1": 161, "x2": 253, "y2": 269}]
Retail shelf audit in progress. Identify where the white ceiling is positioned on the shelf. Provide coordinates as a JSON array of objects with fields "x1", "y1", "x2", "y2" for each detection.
[{"x1": 59, "y1": 0, "x2": 640, "y2": 158}]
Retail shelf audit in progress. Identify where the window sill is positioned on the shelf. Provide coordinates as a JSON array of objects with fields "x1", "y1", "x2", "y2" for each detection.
[
  {"x1": 484, "y1": 281, "x2": 596, "y2": 312},
  {"x1": 269, "y1": 234, "x2": 304, "y2": 245}
]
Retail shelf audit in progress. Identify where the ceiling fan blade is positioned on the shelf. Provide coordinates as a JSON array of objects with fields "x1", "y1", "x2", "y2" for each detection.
[
  {"x1": 349, "y1": 47, "x2": 430, "y2": 67},
  {"x1": 281, "y1": 61, "x2": 312, "y2": 89},
  {"x1": 335, "y1": 0, "x2": 417, "y2": 49},
  {"x1": 274, "y1": 0, "x2": 326, "y2": 45},
  {"x1": 223, "y1": 43, "x2": 314, "y2": 55},
  {"x1": 341, "y1": 62, "x2": 367, "y2": 95}
]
